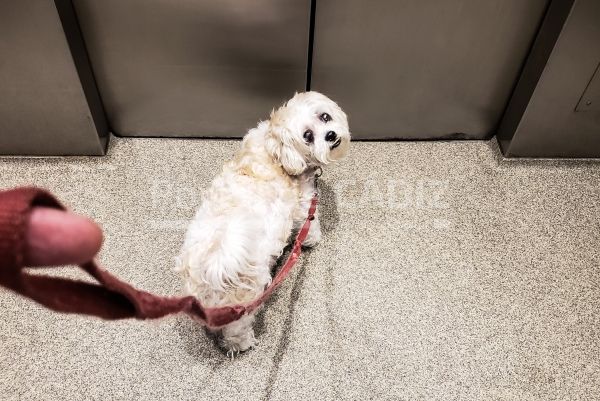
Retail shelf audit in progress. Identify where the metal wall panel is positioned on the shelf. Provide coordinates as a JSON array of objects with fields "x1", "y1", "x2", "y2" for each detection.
[
  {"x1": 72, "y1": 0, "x2": 311, "y2": 137},
  {"x1": 0, "y1": 0, "x2": 108, "y2": 156},
  {"x1": 311, "y1": 0, "x2": 549, "y2": 139},
  {"x1": 575, "y1": 63, "x2": 600, "y2": 112},
  {"x1": 498, "y1": 0, "x2": 600, "y2": 157}
]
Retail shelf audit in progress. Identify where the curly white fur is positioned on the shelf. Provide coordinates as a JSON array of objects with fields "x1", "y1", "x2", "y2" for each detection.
[{"x1": 175, "y1": 92, "x2": 350, "y2": 354}]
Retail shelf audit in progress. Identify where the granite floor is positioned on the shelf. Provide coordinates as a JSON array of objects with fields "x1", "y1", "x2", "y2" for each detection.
[{"x1": 0, "y1": 137, "x2": 599, "y2": 401}]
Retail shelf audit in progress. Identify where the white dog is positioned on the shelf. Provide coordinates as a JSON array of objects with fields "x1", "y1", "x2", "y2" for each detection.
[{"x1": 175, "y1": 91, "x2": 350, "y2": 354}]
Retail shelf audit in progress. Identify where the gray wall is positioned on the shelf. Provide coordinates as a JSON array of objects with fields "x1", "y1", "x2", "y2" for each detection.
[
  {"x1": 498, "y1": 0, "x2": 600, "y2": 157},
  {"x1": 0, "y1": 0, "x2": 107, "y2": 156},
  {"x1": 2, "y1": 0, "x2": 598, "y2": 158}
]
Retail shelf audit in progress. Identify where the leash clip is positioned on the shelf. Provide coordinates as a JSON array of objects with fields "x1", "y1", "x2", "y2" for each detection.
[{"x1": 313, "y1": 166, "x2": 323, "y2": 190}]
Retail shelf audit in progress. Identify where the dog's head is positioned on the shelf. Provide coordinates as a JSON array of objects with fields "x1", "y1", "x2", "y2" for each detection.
[{"x1": 266, "y1": 91, "x2": 350, "y2": 175}]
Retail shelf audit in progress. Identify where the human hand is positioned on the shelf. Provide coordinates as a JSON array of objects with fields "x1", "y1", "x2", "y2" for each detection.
[{"x1": 25, "y1": 207, "x2": 103, "y2": 266}]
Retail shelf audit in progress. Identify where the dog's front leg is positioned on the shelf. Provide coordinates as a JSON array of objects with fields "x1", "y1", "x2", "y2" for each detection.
[
  {"x1": 220, "y1": 313, "x2": 257, "y2": 357},
  {"x1": 303, "y1": 211, "x2": 322, "y2": 247},
  {"x1": 299, "y1": 173, "x2": 321, "y2": 247}
]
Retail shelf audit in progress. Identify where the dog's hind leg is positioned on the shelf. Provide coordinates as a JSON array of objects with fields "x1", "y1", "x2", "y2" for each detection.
[{"x1": 220, "y1": 313, "x2": 257, "y2": 356}]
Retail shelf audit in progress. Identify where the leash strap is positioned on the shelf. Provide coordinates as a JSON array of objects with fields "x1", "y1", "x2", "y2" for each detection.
[{"x1": 0, "y1": 187, "x2": 317, "y2": 328}]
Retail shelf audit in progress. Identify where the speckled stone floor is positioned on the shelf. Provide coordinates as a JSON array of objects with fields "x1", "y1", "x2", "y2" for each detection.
[{"x1": 1, "y1": 137, "x2": 599, "y2": 401}]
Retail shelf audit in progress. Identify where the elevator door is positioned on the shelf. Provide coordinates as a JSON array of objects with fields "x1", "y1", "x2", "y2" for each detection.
[
  {"x1": 72, "y1": 0, "x2": 311, "y2": 137},
  {"x1": 311, "y1": 0, "x2": 550, "y2": 139}
]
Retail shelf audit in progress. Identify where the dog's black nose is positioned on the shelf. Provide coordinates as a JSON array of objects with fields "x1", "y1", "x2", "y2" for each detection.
[{"x1": 325, "y1": 131, "x2": 337, "y2": 142}]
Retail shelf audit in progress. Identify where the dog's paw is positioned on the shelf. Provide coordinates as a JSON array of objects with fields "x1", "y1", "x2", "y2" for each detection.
[{"x1": 221, "y1": 331, "x2": 257, "y2": 358}]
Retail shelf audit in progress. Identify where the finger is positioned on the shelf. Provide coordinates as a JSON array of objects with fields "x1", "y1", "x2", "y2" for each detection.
[{"x1": 25, "y1": 207, "x2": 103, "y2": 267}]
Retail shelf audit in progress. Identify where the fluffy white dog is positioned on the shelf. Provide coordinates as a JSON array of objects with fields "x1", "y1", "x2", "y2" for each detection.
[{"x1": 175, "y1": 91, "x2": 350, "y2": 354}]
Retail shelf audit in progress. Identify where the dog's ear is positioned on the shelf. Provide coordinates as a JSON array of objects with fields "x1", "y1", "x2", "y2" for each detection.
[{"x1": 266, "y1": 108, "x2": 307, "y2": 176}]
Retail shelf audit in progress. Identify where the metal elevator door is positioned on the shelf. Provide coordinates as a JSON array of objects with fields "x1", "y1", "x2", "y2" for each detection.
[
  {"x1": 72, "y1": 0, "x2": 549, "y2": 139},
  {"x1": 72, "y1": 0, "x2": 311, "y2": 137},
  {"x1": 311, "y1": 0, "x2": 550, "y2": 139}
]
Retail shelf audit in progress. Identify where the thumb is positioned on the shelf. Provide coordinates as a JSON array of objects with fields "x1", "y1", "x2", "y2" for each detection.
[{"x1": 25, "y1": 207, "x2": 103, "y2": 267}]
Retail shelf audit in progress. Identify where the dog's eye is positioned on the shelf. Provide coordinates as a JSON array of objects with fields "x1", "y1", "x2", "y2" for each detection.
[
  {"x1": 303, "y1": 130, "x2": 314, "y2": 144},
  {"x1": 319, "y1": 113, "x2": 332, "y2": 123}
]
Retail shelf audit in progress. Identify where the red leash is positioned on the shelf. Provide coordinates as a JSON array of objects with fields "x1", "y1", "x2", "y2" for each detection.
[{"x1": 0, "y1": 187, "x2": 318, "y2": 328}]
